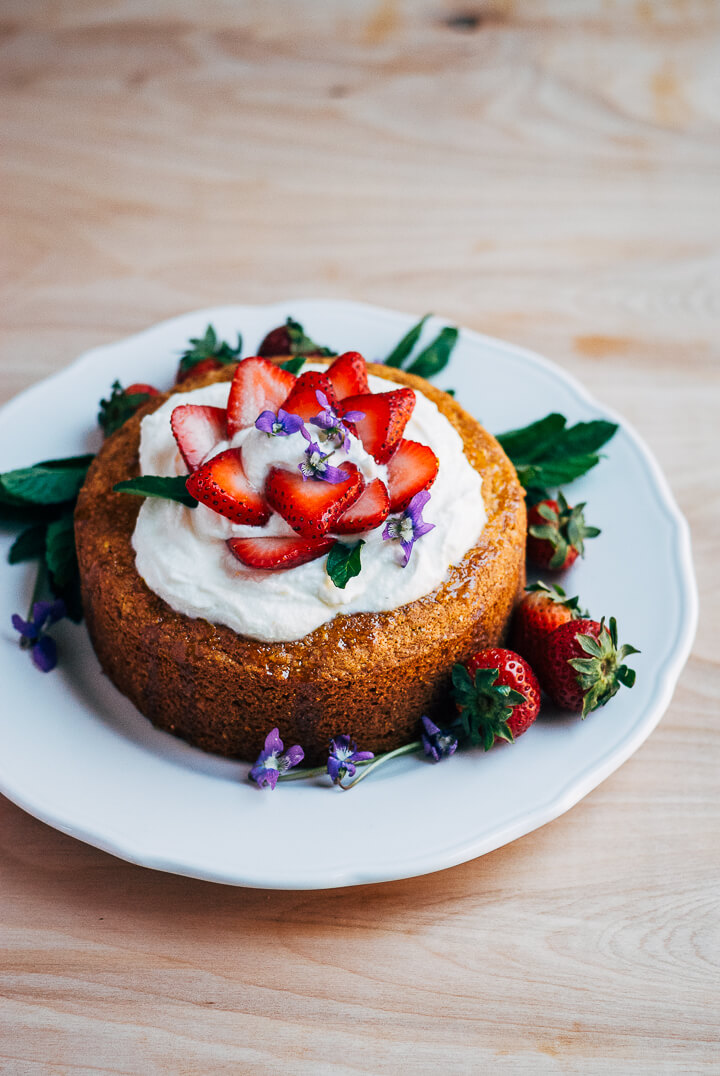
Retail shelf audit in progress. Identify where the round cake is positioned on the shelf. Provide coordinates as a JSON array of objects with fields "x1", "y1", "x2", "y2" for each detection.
[{"x1": 74, "y1": 356, "x2": 526, "y2": 764}]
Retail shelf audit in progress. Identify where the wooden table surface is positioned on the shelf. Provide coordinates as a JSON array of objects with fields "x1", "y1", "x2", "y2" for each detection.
[{"x1": 1, "y1": 2, "x2": 718, "y2": 1072}]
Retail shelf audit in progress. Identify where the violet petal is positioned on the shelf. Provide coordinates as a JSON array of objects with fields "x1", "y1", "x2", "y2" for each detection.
[
  {"x1": 263, "y1": 728, "x2": 284, "y2": 755},
  {"x1": 11, "y1": 613, "x2": 35, "y2": 640},
  {"x1": 32, "y1": 634, "x2": 57, "y2": 673},
  {"x1": 255, "y1": 410, "x2": 277, "y2": 434},
  {"x1": 282, "y1": 744, "x2": 305, "y2": 769}
]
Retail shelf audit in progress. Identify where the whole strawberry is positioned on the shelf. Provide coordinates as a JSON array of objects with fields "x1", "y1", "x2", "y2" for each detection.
[
  {"x1": 452, "y1": 648, "x2": 541, "y2": 750},
  {"x1": 511, "y1": 582, "x2": 585, "y2": 668},
  {"x1": 538, "y1": 617, "x2": 639, "y2": 717},
  {"x1": 175, "y1": 324, "x2": 243, "y2": 384},
  {"x1": 527, "y1": 491, "x2": 600, "y2": 571},
  {"x1": 257, "y1": 317, "x2": 335, "y2": 359}
]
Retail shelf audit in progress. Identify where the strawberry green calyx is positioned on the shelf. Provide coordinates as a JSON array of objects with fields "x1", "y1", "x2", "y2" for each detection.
[
  {"x1": 285, "y1": 318, "x2": 336, "y2": 357},
  {"x1": 259, "y1": 318, "x2": 336, "y2": 359},
  {"x1": 451, "y1": 664, "x2": 527, "y2": 751},
  {"x1": 98, "y1": 381, "x2": 155, "y2": 438},
  {"x1": 525, "y1": 581, "x2": 586, "y2": 617},
  {"x1": 177, "y1": 324, "x2": 243, "y2": 377},
  {"x1": 528, "y1": 492, "x2": 600, "y2": 569},
  {"x1": 569, "y1": 617, "x2": 640, "y2": 718}
]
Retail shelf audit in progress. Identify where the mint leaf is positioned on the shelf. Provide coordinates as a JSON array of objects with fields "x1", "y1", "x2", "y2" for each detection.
[
  {"x1": 8, "y1": 522, "x2": 48, "y2": 564},
  {"x1": 38, "y1": 454, "x2": 96, "y2": 470},
  {"x1": 0, "y1": 461, "x2": 89, "y2": 506},
  {"x1": 498, "y1": 414, "x2": 618, "y2": 495},
  {"x1": 383, "y1": 313, "x2": 432, "y2": 368},
  {"x1": 113, "y1": 476, "x2": 198, "y2": 508},
  {"x1": 496, "y1": 413, "x2": 567, "y2": 462},
  {"x1": 279, "y1": 355, "x2": 306, "y2": 374},
  {"x1": 326, "y1": 539, "x2": 364, "y2": 589},
  {"x1": 45, "y1": 512, "x2": 77, "y2": 588},
  {"x1": 514, "y1": 455, "x2": 603, "y2": 490},
  {"x1": 406, "y1": 327, "x2": 459, "y2": 379},
  {"x1": 547, "y1": 420, "x2": 618, "y2": 458}
]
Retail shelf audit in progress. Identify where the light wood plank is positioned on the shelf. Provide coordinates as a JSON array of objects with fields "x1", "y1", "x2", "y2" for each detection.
[{"x1": 0, "y1": 2, "x2": 718, "y2": 1071}]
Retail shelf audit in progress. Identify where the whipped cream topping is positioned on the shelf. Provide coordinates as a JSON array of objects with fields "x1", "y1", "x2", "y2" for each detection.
[{"x1": 132, "y1": 369, "x2": 486, "y2": 642}]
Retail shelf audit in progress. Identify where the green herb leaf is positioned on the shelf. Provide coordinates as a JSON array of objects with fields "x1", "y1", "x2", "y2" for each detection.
[
  {"x1": 113, "y1": 476, "x2": 198, "y2": 508},
  {"x1": 383, "y1": 313, "x2": 432, "y2": 368},
  {"x1": 407, "y1": 326, "x2": 459, "y2": 379},
  {"x1": 498, "y1": 414, "x2": 618, "y2": 494},
  {"x1": 549, "y1": 420, "x2": 618, "y2": 458},
  {"x1": 496, "y1": 413, "x2": 567, "y2": 462},
  {"x1": 45, "y1": 512, "x2": 77, "y2": 588},
  {"x1": 0, "y1": 461, "x2": 90, "y2": 506},
  {"x1": 514, "y1": 455, "x2": 603, "y2": 490},
  {"x1": 279, "y1": 355, "x2": 306, "y2": 374},
  {"x1": 326, "y1": 539, "x2": 364, "y2": 589},
  {"x1": 177, "y1": 324, "x2": 243, "y2": 375},
  {"x1": 37, "y1": 454, "x2": 96, "y2": 470},
  {"x1": 8, "y1": 522, "x2": 48, "y2": 564}
]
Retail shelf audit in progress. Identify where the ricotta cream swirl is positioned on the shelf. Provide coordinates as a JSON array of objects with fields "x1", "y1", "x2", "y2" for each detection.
[{"x1": 132, "y1": 370, "x2": 486, "y2": 642}]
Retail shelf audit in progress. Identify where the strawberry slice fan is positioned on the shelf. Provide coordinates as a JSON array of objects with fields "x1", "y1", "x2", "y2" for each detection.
[{"x1": 171, "y1": 351, "x2": 440, "y2": 570}]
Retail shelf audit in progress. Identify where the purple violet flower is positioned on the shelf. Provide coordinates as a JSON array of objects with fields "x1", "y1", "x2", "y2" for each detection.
[
  {"x1": 11, "y1": 599, "x2": 66, "y2": 672},
  {"x1": 382, "y1": 490, "x2": 436, "y2": 567},
  {"x1": 249, "y1": 728, "x2": 304, "y2": 790},
  {"x1": 421, "y1": 716, "x2": 458, "y2": 763},
  {"x1": 327, "y1": 735, "x2": 374, "y2": 784},
  {"x1": 255, "y1": 408, "x2": 305, "y2": 437},
  {"x1": 310, "y1": 390, "x2": 364, "y2": 453},
  {"x1": 298, "y1": 434, "x2": 348, "y2": 484}
]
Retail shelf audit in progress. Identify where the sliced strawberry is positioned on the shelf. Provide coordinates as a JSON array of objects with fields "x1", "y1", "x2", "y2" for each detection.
[
  {"x1": 186, "y1": 448, "x2": 270, "y2": 525},
  {"x1": 265, "y1": 464, "x2": 364, "y2": 538},
  {"x1": 326, "y1": 352, "x2": 369, "y2": 399},
  {"x1": 226, "y1": 357, "x2": 297, "y2": 436},
  {"x1": 171, "y1": 404, "x2": 227, "y2": 472},
  {"x1": 281, "y1": 371, "x2": 338, "y2": 421},
  {"x1": 333, "y1": 478, "x2": 390, "y2": 534},
  {"x1": 386, "y1": 439, "x2": 439, "y2": 512},
  {"x1": 338, "y1": 388, "x2": 415, "y2": 464},
  {"x1": 227, "y1": 535, "x2": 335, "y2": 570}
]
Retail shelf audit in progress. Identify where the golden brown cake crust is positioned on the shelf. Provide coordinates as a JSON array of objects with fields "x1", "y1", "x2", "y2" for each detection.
[{"x1": 74, "y1": 362, "x2": 526, "y2": 764}]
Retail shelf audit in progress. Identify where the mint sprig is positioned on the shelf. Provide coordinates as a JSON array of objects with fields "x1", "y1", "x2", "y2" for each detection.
[
  {"x1": 1, "y1": 454, "x2": 94, "y2": 622},
  {"x1": 382, "y1": 314, "x2": 459, "y2": 379},
  {"x1": 497, "y1": 413, "x2": 618, "y2": 500},
  {"x1": 113, "y1": 476, "x2": 198, "y2": 508},
  {"x1": 407, "y1": 327, "x2": 459, "y2": 379},
  {"x1": 383, "y1": 314, "x2": 432, "y2": 367},
  {"x1": 326, "y1": 539, "x2": 364, "y2": 589},
  {"x1": 8, "y1": 523, "x2": 48, "y2": 564},
  {"x1": 0, "y1": 459, "x2": 90, "y2": 508}
]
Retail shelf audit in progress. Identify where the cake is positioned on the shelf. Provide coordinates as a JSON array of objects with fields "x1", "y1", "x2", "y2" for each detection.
[{"x1": 74, "y1": 352, "x2": 526, "y2": 765}]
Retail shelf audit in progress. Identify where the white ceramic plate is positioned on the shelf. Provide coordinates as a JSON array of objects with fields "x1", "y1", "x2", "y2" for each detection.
[{"x1": 0, "y1": 301, "x2": 697, "y2": 889}]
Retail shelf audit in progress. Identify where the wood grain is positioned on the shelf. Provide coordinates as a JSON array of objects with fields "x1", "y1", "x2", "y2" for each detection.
[{"x1": 1, "y1": 1, "x2": 719, "y2": 1072}]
